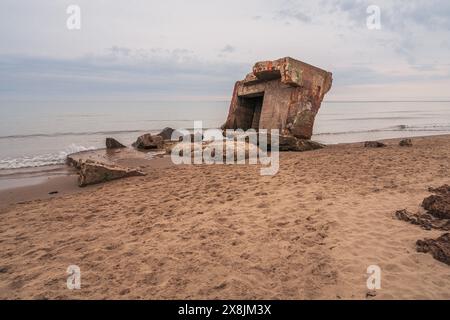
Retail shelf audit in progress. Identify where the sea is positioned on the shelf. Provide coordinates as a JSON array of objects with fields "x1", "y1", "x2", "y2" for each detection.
[{"x1": 1, "y1": 100, "x2": 450, "y2": 172}]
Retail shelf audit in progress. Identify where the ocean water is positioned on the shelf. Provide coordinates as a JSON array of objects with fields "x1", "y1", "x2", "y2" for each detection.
[{"x1": 0, "y1": 100, "x2": 450, "y2": 170}]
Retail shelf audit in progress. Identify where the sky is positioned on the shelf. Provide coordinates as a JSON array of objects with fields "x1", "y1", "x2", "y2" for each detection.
[{"x1": 1, "y1": 0, "x2": 450, "y2": 101}]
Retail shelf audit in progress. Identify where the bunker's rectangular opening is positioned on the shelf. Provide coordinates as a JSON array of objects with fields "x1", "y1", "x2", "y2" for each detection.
[{"x1": 238, "y1": 94, "x2": 264, "y2": 130}]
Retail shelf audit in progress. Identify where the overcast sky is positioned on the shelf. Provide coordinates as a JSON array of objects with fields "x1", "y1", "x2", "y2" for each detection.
[{"x1": 1, "y1": 0, "x2": 450, "y2": 100}]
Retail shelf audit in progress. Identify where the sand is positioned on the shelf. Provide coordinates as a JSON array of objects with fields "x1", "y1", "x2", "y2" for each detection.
[{"x1": 1, "y1": 135, "x2": 450, "y2": 300}]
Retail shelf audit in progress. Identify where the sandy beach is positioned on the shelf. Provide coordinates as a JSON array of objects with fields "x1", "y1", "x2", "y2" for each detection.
[{"x1": 0, "y1": 134, "x2": 449, "y2": 300}]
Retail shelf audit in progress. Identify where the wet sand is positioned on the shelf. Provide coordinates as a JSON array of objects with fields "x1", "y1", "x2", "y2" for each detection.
[{"x1": 1, "y1": 135, "x2": 450, "y2": 299}]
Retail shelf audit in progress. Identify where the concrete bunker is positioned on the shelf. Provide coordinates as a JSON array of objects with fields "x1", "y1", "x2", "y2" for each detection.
[{"x1": 222, "y1": 57, "x2": 333, "y2": 147}]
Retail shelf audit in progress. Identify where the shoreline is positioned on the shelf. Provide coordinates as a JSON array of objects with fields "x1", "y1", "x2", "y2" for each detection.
[
  {"x1": 0, "y1": 153, "x2": 174, "y2": 209},
  {"x1": 1, "y1": 133, "x2": 448, "y2": 209}
]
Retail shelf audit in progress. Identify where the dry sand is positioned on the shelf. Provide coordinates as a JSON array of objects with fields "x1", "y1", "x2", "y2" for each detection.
[{"x1": 1, "y1": 135, "x2": 450, "y2": 300}]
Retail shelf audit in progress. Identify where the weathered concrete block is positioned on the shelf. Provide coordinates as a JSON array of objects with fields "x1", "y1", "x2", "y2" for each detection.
[
  {"x1": 222, "y1": 57, "x2": 333, "y2": 140},
  {"x1": 78, "y1": 159, "x2": 145, "y2": 187}
]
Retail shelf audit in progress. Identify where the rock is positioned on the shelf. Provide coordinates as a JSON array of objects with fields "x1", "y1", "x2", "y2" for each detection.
[
  {"x1": 429, "y1": 185, "x2": 450, "y2": 195},
  {"x1": 364, "y1": 141, "x2": 386, "y2": 148},
  {"x1": 0, "y1": 266, "x2": 9, "y2": 274},
  {"x1": 66, "y1": 154, "x2": 81, "y2": 169},
  {"x1": 106, "y1": 137, "x2": 126, "y2": 149},
  {"x1": 279, "y1": 135, "x2": 325, "y2": 152},
  {"x1": 399, "y1": 138, "x2": 412, "y2": 147},
  {"x1": 422, "y1": 194, "x2": 450, "y2": 219},
  {"x1": 48, "y1": 191, "x2": 59, "y2": 195},
  {"x1": 203, "y1": 140, "x2": 261, "y2": 161},
  {"x1": 395, "y1": 209, "x2": 429, "y2": 230},
  {"x1": 416, "y1": 233, "x2": 450, "y2": 266},
  {"x1": 395, "y1": 185, "x2": 450, "y2": 230},
  {"x1": 395, "y1": 209, "x2": 450, "y2": 231},
  {"x1": 77, "y1": 159, "x2": 145, "y2": 187},
  {"x1": 168, "y1": 139, "x2": 261, "y2": 162},
  {"x1": 156, "y1": 127, "x2": 175, "y2": 140},
  {"x1": 132, "y1": 134, "x2": 164, "y2": 150},
  {"x1": 222, "y1": 57, "x2": 332, "y2": 140}
]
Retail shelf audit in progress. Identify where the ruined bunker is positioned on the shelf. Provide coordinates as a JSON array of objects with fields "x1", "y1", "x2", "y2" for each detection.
[{"x1": 222, "y1": 57, "x2": 333, "y2": 141}]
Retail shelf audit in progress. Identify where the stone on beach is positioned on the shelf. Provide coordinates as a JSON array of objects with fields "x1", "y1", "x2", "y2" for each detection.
[
  {"x1": 279, "y1": 135, "x2": 325, "y2": 152},
  {"x1": 203, "y1": 140, "x2": 261, "y2": 161},
  {"x1": 78, "y1": 159, "x2": 145, "y2": 187},
  {"x1": 395, "y1": 209, "x2": 450, "y2": 231},
  {"x1": 395, "y1": 185, "x2": 450, "y2": 230},
  {"x1": 395, "y1": 185, "x2": 450, "y2": 265},
  {"x1": 399, "y1": 139, "x2": 413, "y2": 147},
  {"x1": 364, "y1": 141, "x2": 386, "y2": 148},
  {"x1": 106, "y1": 137, "x2": 126, "y2": 149},
  {"x1": 169, "y1": 139, "x2": 261, "y2": 161},
  {"x1": 222, "y1": 57, "x2": 332, "y2": 150},
  {"x1": 132, "y1": 134, "x2": 164, "y2": 150},
  {"x1": 416, "y1": 233, "x2": 450, "y2": 266},
  {"x1": 422, "y1": 194, "x2": 450, "y2": 219},
  {"x1": 156, "y1": 127, "x2": 176, "y2": 140}
]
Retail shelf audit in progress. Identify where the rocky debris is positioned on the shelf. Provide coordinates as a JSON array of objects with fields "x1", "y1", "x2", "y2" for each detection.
[
  {"x1": 203, "y1": 140, "x2": 260, "y2": 161},
  {"x1": 395, "y1": 185, "x2": 450, "y2": 230},
  {"x1": 156, "y1": 127, "x2": 175, "y2": 140},
  {"x1": 422, "y1": 194, "x2": 450, "y2": 219},
  {"x1": 168, "y1": 139, "x2": 261, "y2": 161},
  {"x1": 399, "y1": 138, "x2": 412, "y2": 147},
  {"x1": 364, "y1": 141, "x2": 386, "y2": 148},
  {"x1": 395, "y1": 186, "x2": 450, "y2": 266},
  {"x1": 132, "y1": 134, "x2": 164, "y2": 150},
  {"x1": 77, "y1": 159, "x2": 145, "y2": 187},
  {"x1": 279, "y1": 135, "x2": 325, "y2": 152},
  {"x1": 106, "y1": 137, "x2": 126, "y2": 149},
  {"x1": 395, "y1": 209, "x2": 450, "y2": 231},
  {"x1": 416, "y1": 233, "x2": 450, "y2": 266},
  {"x1": 66, "y1": 154, "x2": 83, "y2": 169},
  {"x1": 222, "y1": 57, "x2": 332, "y2": 141},
  {"x1": 429, "y1": 185, "x2": 450, "y2": 195}
]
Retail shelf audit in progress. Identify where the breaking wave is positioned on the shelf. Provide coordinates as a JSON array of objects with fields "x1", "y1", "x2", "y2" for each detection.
[
  {"x1": 0, "y1": 144, "x2": 97, "y2": 170},
  {"x1": 0, "y1": 130, "x2": 145, "y2": 140}
]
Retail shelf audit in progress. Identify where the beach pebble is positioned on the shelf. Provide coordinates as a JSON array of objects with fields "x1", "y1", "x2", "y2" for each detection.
[
  {"x1": 399, "y1": 139, "x2": 413, "y2": 147},
  {"x1": 364, "y1": 141, "x2": 386, "y2": 148}
]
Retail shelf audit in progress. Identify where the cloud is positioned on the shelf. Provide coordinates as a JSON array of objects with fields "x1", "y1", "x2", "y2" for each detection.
[
  {"x1": 0, "y1": 49, "x2": 248, "y2": 99},
  {"x1": 220, "y1": 45, "x2": 236, "y2": 53},
  {"x1": 0, "y1": 0, "x2": 449, "y2": 100},
  {"x1": 275, "y1": 9, "x2": 311, "y2": 23}
]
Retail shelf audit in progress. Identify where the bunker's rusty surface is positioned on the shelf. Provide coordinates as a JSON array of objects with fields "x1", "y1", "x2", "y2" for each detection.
[{"x1": 222, "y1": 57, "x2": 333, "y2": 140}]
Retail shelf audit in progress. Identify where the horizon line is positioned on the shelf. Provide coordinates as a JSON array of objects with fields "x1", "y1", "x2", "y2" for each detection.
[{"x1": 2, "y1": 99, "x2": 450, "y2": 103}]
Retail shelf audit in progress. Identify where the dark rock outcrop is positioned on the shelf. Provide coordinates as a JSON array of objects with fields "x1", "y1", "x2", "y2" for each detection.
[
  {"x1": 416, "y1": 233, "x2": 450, "y2": 266},
  {"x1": 132, "y1": 134, "x2": 164, "y2": 150},
  {"x1": 395, "y1": 185, "x2": 450, "y2": 230},
  {"x1": 279, "y1": 135, "x2": 325, "y2": 152},
  {"x1": 156, "y1": 127, "x2": 175, "y2": 140},
  {"x1": 106, "y1": 137, "x2": 126, "y2": 149},
  {"x1": 364, "y1": 141, "x2": 386, "y2": 148},
  {"x1": 395, "y1": 209, "x2": 450, "y2": 231},
  {"x1": 399, "y1": 139, "x2": 412, "y2": 147},
  {"x1": 395, "y1": 186, "x2": 450, "y2": 266},
  {"x1": 422, "y1": 194, "x2": 450, "y2": 219},
  {"x1": 78, "y1": 159, "x2": 145, "y2": 187},
  {"x1": 429, "y1": 185, "x2": 450, "y2": 195}
]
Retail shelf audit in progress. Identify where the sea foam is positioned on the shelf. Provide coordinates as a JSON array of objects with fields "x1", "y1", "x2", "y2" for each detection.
[{"x1": 0, "y1": 144, "x2": 97, "y2": 170}]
